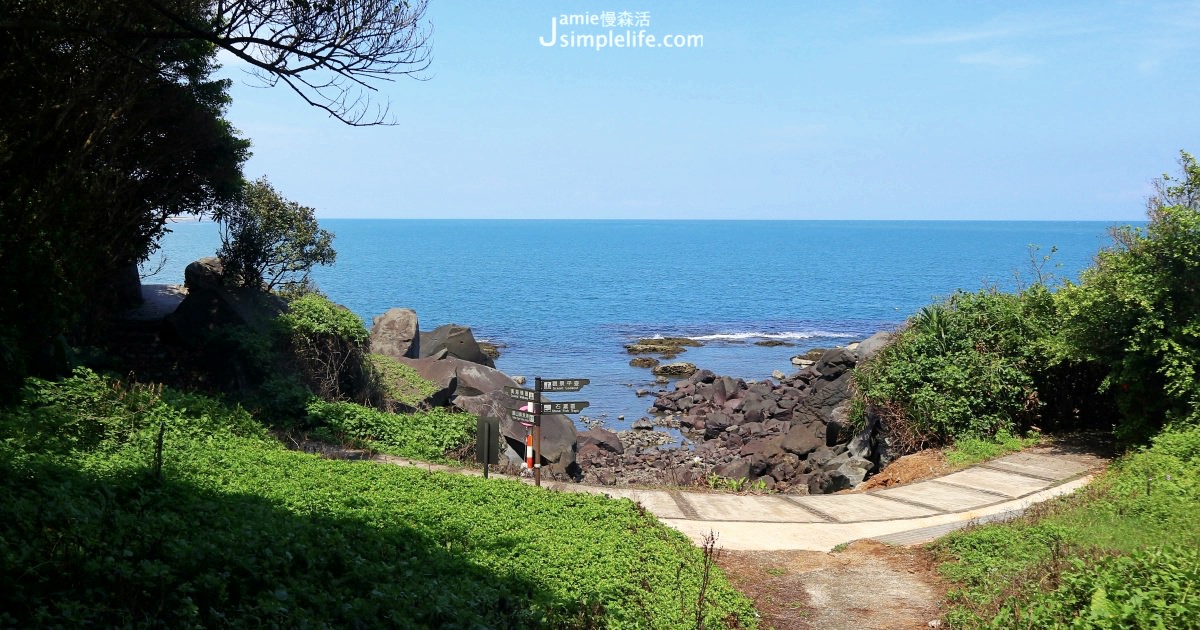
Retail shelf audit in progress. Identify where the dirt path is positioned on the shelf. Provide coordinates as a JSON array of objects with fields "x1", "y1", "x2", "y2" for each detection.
[{"x1": 718, "y1": 541, "x2": 947, "y2": 630}]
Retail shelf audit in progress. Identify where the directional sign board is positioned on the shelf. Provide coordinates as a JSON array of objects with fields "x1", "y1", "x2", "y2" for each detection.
[
  {"x1": 539, "y1": 378, "x2": 590, "y2": 393},
  {"x1": 539, "y1": 401, "x2": 590, "y2": 414},
  {"x1": 509, "y1": 408, "x2": 536, "y2": 425},
  {"x1": 504, "y1": 386, "x2": 536, "y2": 402}
]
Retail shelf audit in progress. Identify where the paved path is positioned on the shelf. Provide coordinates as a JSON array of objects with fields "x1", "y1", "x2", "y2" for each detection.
[{"x1": 373, "y1": 445, "x2": 1106, "y2": 552}]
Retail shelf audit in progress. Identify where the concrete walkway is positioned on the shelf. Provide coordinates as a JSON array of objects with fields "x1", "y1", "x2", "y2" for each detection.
[{"x1": 372, "y1": 446, "x2": 1106, "y2": 552}]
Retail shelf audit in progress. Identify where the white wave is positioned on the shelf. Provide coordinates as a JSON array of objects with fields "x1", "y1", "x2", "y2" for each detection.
[{"x1": 689, "y1": 331, "x2": 857, "y2": 342}]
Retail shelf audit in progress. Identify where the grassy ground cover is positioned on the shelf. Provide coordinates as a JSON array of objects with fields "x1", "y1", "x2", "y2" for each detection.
[
  {"x1": 932, "y1": 424, "x2": 1200, "y2": 628},
  {"x1": 0, "y1": 369, "x2": 757, "y2": 628}
]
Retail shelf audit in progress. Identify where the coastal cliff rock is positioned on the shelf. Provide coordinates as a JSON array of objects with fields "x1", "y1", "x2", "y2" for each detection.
[{"x1": 370, "y1": 308, "x2": 420, "y2": 359}]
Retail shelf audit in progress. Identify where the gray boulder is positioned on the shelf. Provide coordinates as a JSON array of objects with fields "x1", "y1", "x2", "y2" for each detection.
[
  {"x1": 578, "y1": 428, "x2": 624, "y2": 455},
  {"x1": 164, "y1": 258, "x2": 286, "y2": 348},
  {"x1": 854, "y1": 331, "x2": 894, "y2": 363},
  {"x1": 781, "y1": 420, "x2": 825, "y2": 457},
  {"x1": 370, "y1": 308, "x2": 420, "y2": 359},
  {"x1": 419, "y1": 324, "x2": 495, "y2": 368}
]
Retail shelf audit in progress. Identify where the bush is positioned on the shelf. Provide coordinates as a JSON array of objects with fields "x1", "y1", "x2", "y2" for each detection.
[
  {"x1": 275, "y1": 293, "x2": 371, "y2": 404},
  {"x1": 306, "y1": 399, "x2": 475, "y2": 461},
  {"x1": 853, "y1": 287, "x2": 1060, "y2": 445},
  {"x1": 1056, "y1": 151, "x2": 1200, "y2": 444}
]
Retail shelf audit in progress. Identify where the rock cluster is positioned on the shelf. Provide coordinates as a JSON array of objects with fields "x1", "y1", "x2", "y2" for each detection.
[
  {"x1": 580, "y1": 332, "x2": 895, "y2": 493},
  {"x1": 369, "y1": 310, "x2": 578, "y2": 478}
]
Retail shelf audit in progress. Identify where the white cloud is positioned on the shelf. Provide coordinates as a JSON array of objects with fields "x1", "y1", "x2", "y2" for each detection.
[{"x1": 957, "y1": 50, "x2": 1040, "y2": 69}]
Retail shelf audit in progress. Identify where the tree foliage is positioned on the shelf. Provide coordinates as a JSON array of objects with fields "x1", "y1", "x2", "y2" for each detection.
[
  {"x1": 217, "y1": 177, "x2": 336, "y2": 291},
  {"x1": 0, "y1": 0, "x2": 249, "y2": 397},
  {"x1": 1057, "y1": 151, "x2": 1200, "y2": 442}
]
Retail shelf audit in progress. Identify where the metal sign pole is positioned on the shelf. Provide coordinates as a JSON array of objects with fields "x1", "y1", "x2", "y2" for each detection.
[
  {"x1": 482, "y1": 419, "x2": 490, "y2": 479},
  {"x1": 534, "y1": 376, "x2": 543, "y2": 487}
]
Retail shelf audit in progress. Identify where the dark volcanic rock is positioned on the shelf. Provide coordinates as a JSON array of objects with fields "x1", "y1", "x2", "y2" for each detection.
[
  {"x1": 419, "y1": 324, "x2": 495, "y2": 368},
  {"x1": 781, "y1": 420, "x2": 826, "y2": 457},
  {"x1": 578, "y1": 428, "x2": 624, "y2": 455},
  {"x1": 704, "y1": 411, "x2": 735, "y2": 439}
]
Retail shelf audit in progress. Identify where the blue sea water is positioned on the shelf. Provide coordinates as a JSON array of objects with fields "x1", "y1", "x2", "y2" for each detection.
[{"x1": 146, "y1": 219, "x2": 1124, "y2": 431}]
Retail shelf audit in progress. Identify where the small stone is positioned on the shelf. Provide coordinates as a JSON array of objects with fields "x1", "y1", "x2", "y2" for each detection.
[
  {"x1": 772, "y1": 370, "x2": 786, "y2": 380},
  {"x1": 513, "y1": 375, "x2": 526, "y2": 385}
]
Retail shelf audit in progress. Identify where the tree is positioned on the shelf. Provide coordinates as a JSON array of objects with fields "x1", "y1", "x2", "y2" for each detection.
[
  {"x1": 6, "y1": 0, "x2": 433, "y2": 126},
  {"x1": 217, "y1": 177, "x2": 336, "y2": 291},
  {"x1": 0, "y1": 0, "x2": 250, "y2": 397},
  {"x1": 1057, "y1": 151, "x2": 1200, "y2": 443}
]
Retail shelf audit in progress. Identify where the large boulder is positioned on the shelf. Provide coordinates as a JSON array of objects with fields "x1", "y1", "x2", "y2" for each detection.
[
  {"x1": 400, "y1": 355, "x2": 577, "y2": 477},
  {"x1": 854, "y1": 331, "x2": 894, "y2": 364},
  {"x1": 781, "y1": 420, "x2": 825, "y2": 457},
  {"x1": 419, "y1": 324, "x2": 495, "y2": 368},
  {"x1": 578, "y1": 428, "x2": 624, "y2": 455},
  {"x1": 164, "y1": 258, "x2": 286, "y2": 348},
  {"x1": 370, "y1": 308, "x2": 420, "y2": 359},
  {"x1": 184, "y1": 256, "x2": 225, "y2": 292}
]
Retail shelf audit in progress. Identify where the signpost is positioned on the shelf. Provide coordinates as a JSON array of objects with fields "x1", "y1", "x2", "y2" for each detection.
[
  {"x1": 509, "y1": 408, "x2": 536, "y2": 424},
  {"x1": 503, "y1": 376, "x2": 590, "y2": 487},
  {"x1": 539, "y1": 401, "x2": 590, "y2": 415},
  {"x1": 503, "y1": 386, "x2": 536, "y2": 402}
]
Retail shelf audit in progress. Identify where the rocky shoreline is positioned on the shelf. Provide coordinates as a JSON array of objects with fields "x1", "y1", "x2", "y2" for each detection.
[
  {"x1": 366, "y1": 303, "x2": 903, "y2": 494},
  {"x1": 576, "y1": 332, "x2": 898, "y2": 493},
  {"x1": 165, "y1": 259, "x2": 901, "y2": 494}
]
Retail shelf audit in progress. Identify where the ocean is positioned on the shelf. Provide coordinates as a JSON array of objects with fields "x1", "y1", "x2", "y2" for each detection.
[{"x1": 146, "y1": 219, "x2": 1124, "y2": 431}]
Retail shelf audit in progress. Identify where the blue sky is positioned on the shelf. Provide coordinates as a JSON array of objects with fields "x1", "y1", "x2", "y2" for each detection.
[{"x1": 218, "y1": 1, "x2": 1200, "y2": 220}]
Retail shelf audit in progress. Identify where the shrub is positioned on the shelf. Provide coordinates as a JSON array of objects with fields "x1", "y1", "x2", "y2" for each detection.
[
  {"x1": 1056, "y1": 151, "x2": 1200, "y2": 444},
  {"x1": 276, "y1": 293, "x2": 371, "y2": 403},
  {"x1": 367, "y1": 353, "x2": 440, "y2": 411},
  {"x1": 305, "y1": 399, "x2": 475, "y2": 461},
  {"x1": 853, "y1": 287, "x2": 1059, "y2": 445}
]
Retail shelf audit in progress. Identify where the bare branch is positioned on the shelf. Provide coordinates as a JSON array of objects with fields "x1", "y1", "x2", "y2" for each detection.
[{"x1": 144, "y1": 0, "x2": 431, "y2": 125}]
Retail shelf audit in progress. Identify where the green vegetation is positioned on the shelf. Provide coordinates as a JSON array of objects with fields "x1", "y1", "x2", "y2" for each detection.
[
  {"x1": 306, "y1": 400, "x2": 475, "y2": 462},
  {"x1": 919, "y1": 153, "x2": 1200, "y2": 627},
  {"x1": 217, "y1": 177, "x2": 337, "y2": 292},
  {"x1": 853, "y1": 285, "x2": 1064, "y2": 447},
  {"x1": 0, "y1": 0, "x2": 248, "y2": 399},
  {"x1": 933, "y1": 424, "x2": 1200, "y2": 628},
  {"x1": 0, "y1": 370, "x2": 756, "y2": 628},
  {"x1": 368, "y1": 353, "x2": 441, "y2": 410},
  {"x1": 945, "y1": 431, "x2": 1040, "y2": 467},
  {"x1": 1057, "y1": 151, "x2": 1200, "y2": 444},
  {"x1": 0, "y1": 0, "x2": 429, "y2": 398}
]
